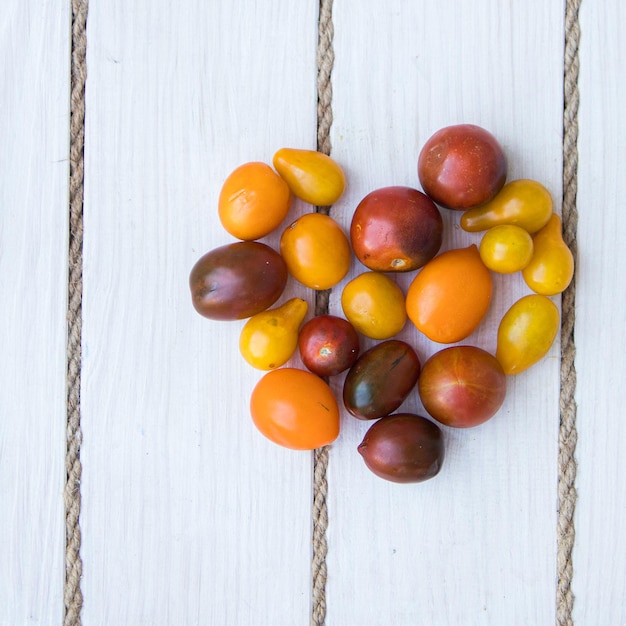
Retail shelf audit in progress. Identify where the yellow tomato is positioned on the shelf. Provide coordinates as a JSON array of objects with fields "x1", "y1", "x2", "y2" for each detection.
[
  {"x1": 273, "y1": 148, "x2": 346, "y2": 206},
  {"x1": 522, "y1": 213, "x2": 574, "y2": 295},
  {"x1": 239, "y1": 298, "x2": 308, "y2": 370},
  {"x1": 341, "y1": 271, "x2": 406, "y2": 340},
  {"x1": 280, "y1": 213, "x2": 351, "y2": 290},
  {"x1": 479, "y1": 224, "x2": 534, "y2": 273},
  {"x1": 460, "y1": 179, "x2": 553, "y2": 234},
  {"x1": 496, "y1": 294, "x2": 560, "y2": 375}
]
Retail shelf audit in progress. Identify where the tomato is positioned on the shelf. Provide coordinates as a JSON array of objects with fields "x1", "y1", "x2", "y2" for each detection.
[
  {"x1": 341, "y1": 271, "x2": 406, "y2": 340},
  {"x1": 343, "y1": 340, "x2": 420, "y2": 420},
  {"x1": 418, "y1": 124, "x2": 507, "y2": 210},
  {"x1": 273, "y1": 148, "x2": 346, "y2": 206},
  {"x1": 418, "y1": 346, "x2": 506, "y2": 428},
  {"x1": 189, "y1": 241, "x2": 287, "y2": 320},
  {"x1": 522, "y1": 213, "x2": 574, "y2": 295},
  {"x1": 298, "y1": 315, "x2": 360, "y2": 377},
  {"x1": 280, "y1": 213, "x2": 351, "y2": 290},
  {"x1": 405, "y1": 245, "x2": 492, "y2": 343},
  {"x1": 460, "y1": 179, "x2": 553, "y2": 234},
  {"x1": 239, "y1": 298, "x2": 308, "y2": 370},
  {"x1": 357, "y1": 414, "x2": 444, "y2": 483},
  {"x1": 496, "y1": 294, "x2": 560, "y2": 375},
  {"x1": 479, "y1": 224, "x2": 534, "y2": 274},
  {"x1": 250, "y1": 368, "x2": 340, "y2": 450},
  {"x1": 350, "y1": 186, "x2": 443, "y2": 272},
  {"x1": 218, "y1": 162, "x2": 292, "y2": 240}
]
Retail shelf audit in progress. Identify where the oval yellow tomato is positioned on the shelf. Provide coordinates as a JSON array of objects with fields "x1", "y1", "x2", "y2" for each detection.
[
  {"x1": 280, "y1": 213, "x2": 351, "y2": 290},
  {"x1": 239, "y1": 298, "x2": 308, "y2": 370},
  {"x1": 341, "y1": 272, "x2": 406, "y2": 340},
  {"x1": 496, "y1": 294, "x2": 560, "y2": 375},
  {"x1": 479, "y1": 224, "x2": 534, "y2": 274},
  {"x1": 273, "y1": 148, "x2": 346, "y2": 206}
]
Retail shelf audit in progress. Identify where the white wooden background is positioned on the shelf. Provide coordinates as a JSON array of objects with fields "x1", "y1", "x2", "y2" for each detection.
[{"x1": 1, "y1": 1, "x2": 625, "y2": 625}]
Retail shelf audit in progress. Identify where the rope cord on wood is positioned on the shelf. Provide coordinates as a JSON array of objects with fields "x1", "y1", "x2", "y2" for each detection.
[
  {"x1": 65, "y1": 1, "x2": 88, "y2": 624},
  {"x1": 558, "y1": 0, "x2": 581, "y2": 623},
  {"x1": 312, "y1": 1, "x2": 335, "y2": 624}
]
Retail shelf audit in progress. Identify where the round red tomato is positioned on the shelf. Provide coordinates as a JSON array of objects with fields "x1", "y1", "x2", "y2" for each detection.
[
  {"x1": 418, "y1": 124, "x2": 507, "y2": 210},
  {"x1": 350, "y1": 186, "x2": 443, "y2": 272}
]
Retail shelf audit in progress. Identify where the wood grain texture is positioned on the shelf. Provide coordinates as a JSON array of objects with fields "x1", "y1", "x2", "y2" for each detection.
[
  {"x1": 326, "y1": 2, "x2": 564, "y2": 624},
  {"x1": 573, "y1": 1, "x2": 626, "y2": 623},
  {"x1": 0, "y1": 2, "x2": 70, "y2": 625},
  {"x1": 80, "y1": 1, "x2": 318, "y2": 624}
]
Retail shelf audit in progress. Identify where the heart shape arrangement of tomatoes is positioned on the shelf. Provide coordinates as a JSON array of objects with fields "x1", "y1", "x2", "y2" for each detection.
[{"x1": 189, "y1": 125, "x2": 574, "y2": 484}]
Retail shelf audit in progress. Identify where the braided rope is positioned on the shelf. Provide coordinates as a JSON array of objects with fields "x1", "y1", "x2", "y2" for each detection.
[
  {"x1": 64, "y1": 1, "x2": 88, "y2": 624},
  {"x1": 312, "y1": 1, "x2": 334, "y2": 624},
  {"x1": 557, "y1": 0, "x2": 581, "y2": 624}
]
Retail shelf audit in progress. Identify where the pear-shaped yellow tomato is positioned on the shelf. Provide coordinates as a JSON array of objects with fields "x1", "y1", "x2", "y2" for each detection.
[
  {"x1": 479, "y1": 224, "x2": 534, "y2": 274},
  {"x1": 341, "y1": 271, "x2": 407, "y2": 340},
  {"x1": 273, "y1": 148, "x2": 346, "y2": 206},
  {"x1": 522, "y1": 214, "x2": 574, "y2": 295},
  {"x1": 280, "y1": 213, "x2": 351, "y2": 290},
  {"x1": 496, "y1": 294, "x2": 560, "y2": 375},
  {"x1": 460, "y1": 179, "x2": 553, "y2": 234},
  {"x1": 239, "y1": 298, "x2": 308, "y2": 370}
]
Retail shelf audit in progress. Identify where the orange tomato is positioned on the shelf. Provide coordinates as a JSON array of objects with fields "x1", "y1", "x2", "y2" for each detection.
[
  {"x1": 280, "y1": 213, "x2": 351, "y2": 290},
  {"x1": 250, "y1": 368, "x2": 340, "y2": 450},
  {"x1": 405, "y1": 244, "x2": 492, "y2": 343},
  {"x1": 218, "y1": 162, "x2": 292, "y2": 240}
]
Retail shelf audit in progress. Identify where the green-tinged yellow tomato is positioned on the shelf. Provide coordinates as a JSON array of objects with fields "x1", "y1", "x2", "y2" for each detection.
[
  {"x1": 479, "y1": 224, "x2": 534, "y2": 273},
  {"x1": 341, "y1": 272, "x2": 407, "y2": 340},
  {"x1": 496, "y1": 295, "x2": 560, "y2": 375},
  {"x1": 273, "y1": 148, "x2": 346, "y2": 206},
  {"x1": 460, "y1": 179, "x2": 553, "y2": 234},
  {"x1": 239, "y1": 298, "x2": 308, "y2": 370},
  {"x1": 522, "y1": 213, "x2": 574, "y2": 295}
]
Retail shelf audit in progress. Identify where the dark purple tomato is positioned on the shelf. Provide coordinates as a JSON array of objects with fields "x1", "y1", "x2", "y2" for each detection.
[
  {"x1": 189, "y1": 241, "x2": 288, "y2": 320},
  {"x1": 298, "y1": 315, "x2": 360, "y2": 377},
  {"x1": 350, "y1": 186, "x2": 443, "y2": 272},
  {"x1": 358, "y1": 413, "x2": 444, "y2": 483},
  {"x1": 418, "y1": 124, "x2": 507, "y2": 210},
  {"x1": 343, "y1": 339, "x2": 420, "y2": 420}
]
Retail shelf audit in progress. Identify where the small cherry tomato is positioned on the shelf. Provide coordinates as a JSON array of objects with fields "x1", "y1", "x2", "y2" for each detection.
[
  {"x1": 460, "y1": 179, "x2": 553, "y2": 234},
  {"x1": 479, "y1": 224, "x2": 534, "y2": 274},
  {"x1": 250, "y1": 368, "x2": 340, "y2": 450},
  {"x1": 280, "y1": 213, "x2": 351, "y2": 290},
  {"x1": 522, "y1": 214, "x2": 574, "y2": 295},
  {"x1": 341, "y1": 271, "x2": 407, "y2": 340},
  {"x1": 273, "y1": 148, "x2": 346, "y2": 205},
  {"x1": 239, "y1": 298, "x2": 308, "y2": 370},
  {"x1": 298, "y1": 315, "x2": 360, "y2": 377},
  {"x1": 218, "y1": 162, "x2": 292, "y2": 240},
  {"x1": 418, "y1": 124, "x2": 507, "y2": 210},
  {"x1": 350, "y1": 186, "x2": 443, "y2": 272},
  {"x1": 405, "y1": 245, "x2": 492, "y2": 343},
  {"x1": 496, "y1": 294, "x2": 560, "y2": 375}
]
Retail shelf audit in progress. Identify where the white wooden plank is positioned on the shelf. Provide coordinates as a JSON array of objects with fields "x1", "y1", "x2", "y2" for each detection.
[
  {"x1": 80, "y1": 1, "x2": 318, "y2": 624},
  {"x1": 327, "y1": 2, "x2": 564, "y2": 624},
  {"x1": 573, "y1": 1, "x2": 626, "y2": 623},
  {"x1": 0, "y1": 2, "x2": 70, "y2": 624}
]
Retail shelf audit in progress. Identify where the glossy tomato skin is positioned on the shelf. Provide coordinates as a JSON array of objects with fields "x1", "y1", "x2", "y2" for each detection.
[
  {"x1": 418, "y1": 346, "x2": 506, "y2": 428},
  {"x1": 343, "y1": 340, "x2": 420, "y2": 420},
  {"x1": 350, "y1": 186, "x2": 443, "y2": 272},
  {"x1": 298, "y1": 315, "x2": 360, "y2": 377},
  {"x1": 418, "y1": 124, "x2": 507, "y2": 210},
  {"x1": 189, "y1": 241, "x2": 287, "y2": 320},
  {"x1": 358, "y1": 413, "x2": 444, "y2": 483}
]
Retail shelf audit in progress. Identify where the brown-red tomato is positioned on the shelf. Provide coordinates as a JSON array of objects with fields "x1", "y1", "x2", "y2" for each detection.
[{"x1": 350, "y1": 186, "x2": 443, "y2": 272}]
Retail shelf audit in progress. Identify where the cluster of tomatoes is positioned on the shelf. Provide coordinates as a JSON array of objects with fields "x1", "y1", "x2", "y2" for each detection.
[{"x1": 189, "y1": 124, "x2": 574, "y2": 484}]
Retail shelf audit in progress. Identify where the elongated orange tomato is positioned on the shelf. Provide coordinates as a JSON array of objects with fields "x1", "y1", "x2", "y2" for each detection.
[
  {"x1": 405, "y1": 245, "x2": 492, "y2": 343},
  {"x1": 250, "y1": 368, "x2": 340, "y2": 450}
]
